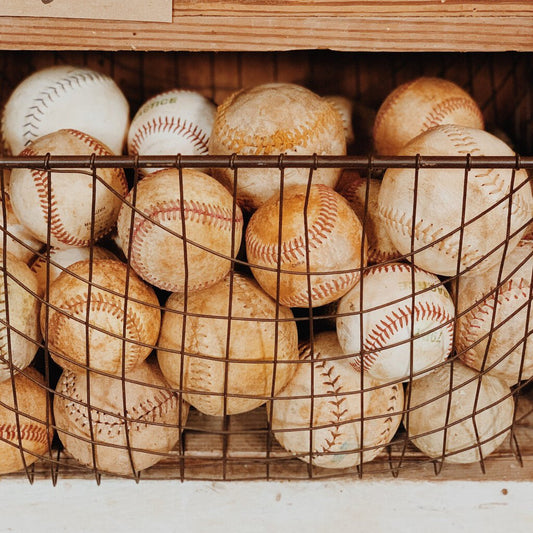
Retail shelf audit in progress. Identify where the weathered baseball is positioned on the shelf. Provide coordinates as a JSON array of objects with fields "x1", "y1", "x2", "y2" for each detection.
[
  {"x1": 246, "y1": 184, "x2": 366, "y2": 308},
  {"x1": 0, "y1": 252, "x2": 41, "y2": 384},
  {"x1": 9, "y1": 129, "x2": 128, "y2": 249},
  {"x1": 54, "y1": 360, "x2": 189, "y2": 476},
  {"x1": 340, "y1": 173, "x2": 401, "y2": 265},
  {"x1": 407, "y1": 360, "x2": 514, "y2": 464},
  {"x1": 117, "y1": 167, "x2": 243, "y2": 293},
  {"x1": 2, "y1": 64, "x2": 129, "y2": 155},
  {"x1": 337, "y1": 263, "x2": 455, "y2": 383},
  {"x1": 0, "y1": 368, "x2": 53, "y2": 474},
  {"x1": 454, "y1": 240, "x2": 533, "y2": 386},
  {"x1": 269, "y1": 331, "x2": 403, "y2": 469},
  {"x1": 157, "y1": 272, "x2": 299, "y2": 416},
  {"x1": 208, "y1": 82, "x2": 346, "y2": 210},
  {"x1": 378, "y1": 125, "x2": 533, "y2": 277},
  {"x1": 323, "y1": 95, "x2": 355, "y2": 148},
  {"x1": 41, "y1": 259, "x2": 160, "y2": 375},
  {"x1": 127, "y1": 89, "x2": 216, "y2": 174},
  {"x1": 373, "y1": 76, "x2": 484, "y2": 155}
]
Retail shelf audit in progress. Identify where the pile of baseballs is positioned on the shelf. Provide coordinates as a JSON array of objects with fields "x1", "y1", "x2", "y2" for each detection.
[{"x1": 0, "y1": 64, "x2": 528, "y2": 476}]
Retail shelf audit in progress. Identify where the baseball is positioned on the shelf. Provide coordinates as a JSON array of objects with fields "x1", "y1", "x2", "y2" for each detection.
[
  {"x1": 41, "y1": 259, "x2": 161, "y2": 375},
  {"x1": 378, "y1": 124, "x2": 533, "y2": 277},
  {"x1": 373, "y1": 76, "x2": 484, "y2": 155},
  {"x1": 2, "y1": 64, "x2": 129, "y2": 155},
  {"x1": 54, "y1": 360, "x2": 189, "y2": 476},
  {"x1": 340, "y1": 173, "x2": 401, "y2": 265},
  {"x1": 208, "y1": 82, "x2": 346, "y2": 210},
  {"x1": 127, "y1": 89, "x2": 216, "y2": 174},
  {"x1": 454, "y1": 240, "x2": 533, "y2": 386},
  {"x1": 117, "y1": 167, "x2": 243, "y2": 293},
  {"x1": 9, "y1": 129, "x2": 128, "y2": 249},
  {"x1": 336, "y1": 262, "x2": 455, "y2": 383},
  {"x1": 323, "y1": 95, "x2": 355, "y2": 148},
  {"x1": 245, "y1": 184, "x2": 366, "y2": 308},
  {"x1": 0, "y1": 252, "x2": 41, "y2": 384},
  {"x1": 407, "y1": 360, "x2": 514, "y2": 464},
  {"x1": 0, "y1": 368, "x2": 53, "y2": 474},
  {"x1": 157, "y1": 272, "x2": 299, "y2": 416},
  {"x1": 269, "y1": 331, "x2": 403, "y2": 469}
]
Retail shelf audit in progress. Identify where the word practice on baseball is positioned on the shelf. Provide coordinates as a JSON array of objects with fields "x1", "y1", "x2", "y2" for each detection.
[{"x1": 269, "y1": 331, "x2": 403, "y2": 469}]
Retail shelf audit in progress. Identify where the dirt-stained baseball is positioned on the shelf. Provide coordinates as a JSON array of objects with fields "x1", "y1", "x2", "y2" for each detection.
[
  {"x1": 2, "y1": 64, "x2": 129, "y2": 155},
  {"x1": 9, "y1": 129, "x2": 128, "y2": 249},
  {"x1": 269, "y1": 331, "x2": 403, "y2": 469},
  {"x1": 0, "y1": 368, "x2": 53, "y2": 474},
  {"x1": 157, "y1": 272, "x2": 299, "y2": 416},
  {"x1": 373, "y1": 76, "x2": 484, "y2": 155},
  {"x1": 54, "y1": 360, "x2": 189, "y2": 476},
  {"x1": 41, "y1": 259, "x2": 160, "y2": 375},
  {"x1": 208, "y1": 82, "x2": 346, "y2": 210},
  {"x1": 337, "y1": 262, "x2": 455, "y2": 383},
  {"x1": 246, "y1": 184, "x2": 366, "y2": 308},
  {"x1": 378, "y1": 125, "x2": 533, "y2": 277},
  {"x1": 117, "y1": 167, "x2": 243, "y2": 293},
  {"x1": 454, "y1": 240, "x2": 533, "y2": 386},
  {"x1": 407, "y1": 360, "x2": 514, "y2": 464}
]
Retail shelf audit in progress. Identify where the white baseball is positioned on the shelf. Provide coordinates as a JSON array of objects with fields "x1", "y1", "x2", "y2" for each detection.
[
  {"x1": 245, "y1": 184, "x2": 366, "y2": 308},
  {"x1": 2, "y1": 64, "x2": 129, "y2": 155},
  {"x1": 269, "y1": 331, "x2": 403, "y2": 469},
  {"x1": 378, "y1": 125, "x2": 533, "y2": 277},
  {"x1": 323, "y1": 95, "x2": 355, "y2": 148},
  {"x1": 454, "y1": 240, "x2": 533, "y2": 386},
  {"x1": 407, "y1": 361, "x2": 514, "y2": 464},
  {"x1": 373, "y1": 76, "x2": 484, "y2": 155},
  {"x1": 337, "y1": 262, "x2": 455, "y2": 383},
  {"x1": 117, "y1": 167, "x2": 243, "y2": 293},
  {"x1": 208, "y1": 82, "x2": 346, "y2": 210},
  {"x1": 54, "y1": 360, "x2": 189, "y2": 476},
  {"x1": 127, "y1": 89, "x2": 216, "y2": 174},
  {"x1": 9, "y1": 129, "x2": 128, "y2": 250},
  {"x1": 0, "y1": 252, "x2": 41, "y2": 384}
]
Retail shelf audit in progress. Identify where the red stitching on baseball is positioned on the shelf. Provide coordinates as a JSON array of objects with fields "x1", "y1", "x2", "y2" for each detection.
[
  {"x1": 420, "y1": 97, "x2": 483, "y2": 132},
  {"x1": 0, "y1": 423, "x2": 50, "y2": 445}
]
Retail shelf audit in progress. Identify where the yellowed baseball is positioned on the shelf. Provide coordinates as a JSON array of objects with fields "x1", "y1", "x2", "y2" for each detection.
[
  {"x1": 208, "y1": 82, "x2": 346, "y2": 210},
  {"x1": 269, "y1": 331, "x2": 403, "y2": 469},
  {"x1": 41, "y1": 259, "x2": 160, "y2": 375},
  {"x1": 9, "y1": 129, "x2": 128, "y2": 249},
  {"x1": 407, "y1": 361, "x2": 514, "y2": 464},
  {"x1": 373, "y1": 76, "x2": 484, "y2": 155},
  {"x1": 157, "y1": 272, "x2": 299, "y2": 416},
  {"x1": 1, "y1": 65, "x2": 129, "y2": 155},
  {"x1": 54, "y1": 360, "x2": 189, "y2": 476},
  {"x1": 454, "y1": 240, "x2": 533, "y2": 386},
  {"x1": 378, "y1": 125, "x2": 533, "y2": 277},
  {"x1": 117, "y1": 168, "x2": 243, "y2": 293},
  {"x1": 246, "y1": 184, "x2": 366, "y2": 308},
  {"x1": 0, "y1": 368, "x2": 53, "y2": 474}
]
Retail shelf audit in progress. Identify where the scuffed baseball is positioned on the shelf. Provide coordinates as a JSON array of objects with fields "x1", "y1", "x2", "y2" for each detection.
[
  {"x1": 454, "y1": 240, "x2": 533, "y2": 385},
  {"x1": 269, "y1": 331, "x2": 403, "y2": 469},
  {"x1": 337, "y1": 263, "x2": 455, "y2": 383},
  {"x1": 117, "y1": 167, "x2": 243, "y2": 293},
  {"x1": 54, "y1": 360, "x2": 189, "y2": 476},
  {"x1": 0, "y1": 253, "x2": 41, "y2": 384},
  {"x1": 246, "y1": 184, "x2": 366, "y2": 308},
  {"x1": 378, "y1": 125, "x2": 533, "y2": 277},
  {"x1": 0, "y1": 368, "x2": 53, "y2": 474},
  {"x1": 407, "y1": 361, "x2": 514, "y2": 464},
  {"x1": 157, "y1": 272, "x2": 299, "y2": 416},
  {"x1": 2, "y1": 64, "x2": 129, "y2": 155},
  {"x1": 373, "y1": 76, "x2": 484, "y2": 155},
  {"x1": 9, "y1": 129, "x2": 128, "y2": 249},
  {"x1": 208, "y1": 82, "x2": 346, "y2": 210},
  {"x1": 41, "y1": 259, "x2": 160, "y2": 375}
]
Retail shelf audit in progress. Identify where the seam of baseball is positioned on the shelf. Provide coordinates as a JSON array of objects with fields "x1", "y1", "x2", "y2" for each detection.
[
  {"x1": 21, "y1": 70, "x2": 111, "y2": 147},
  {"x1": 375, "y1": 383, "x2": 401, "y2": 449},
  {"x1": 0, "y1": 423, "x2": 50, "y2": 445},
  {"x1": 129, "y1": 117, "x2": 210, "y2": 155},
  {"x1": 420, "y1": 97, "x2": 483, "y2": 132}
]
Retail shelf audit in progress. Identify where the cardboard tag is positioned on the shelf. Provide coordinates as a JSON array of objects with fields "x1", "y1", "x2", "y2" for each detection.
[{"x1": 0, "y1": 1, "x2": 173, "y2": 23}]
